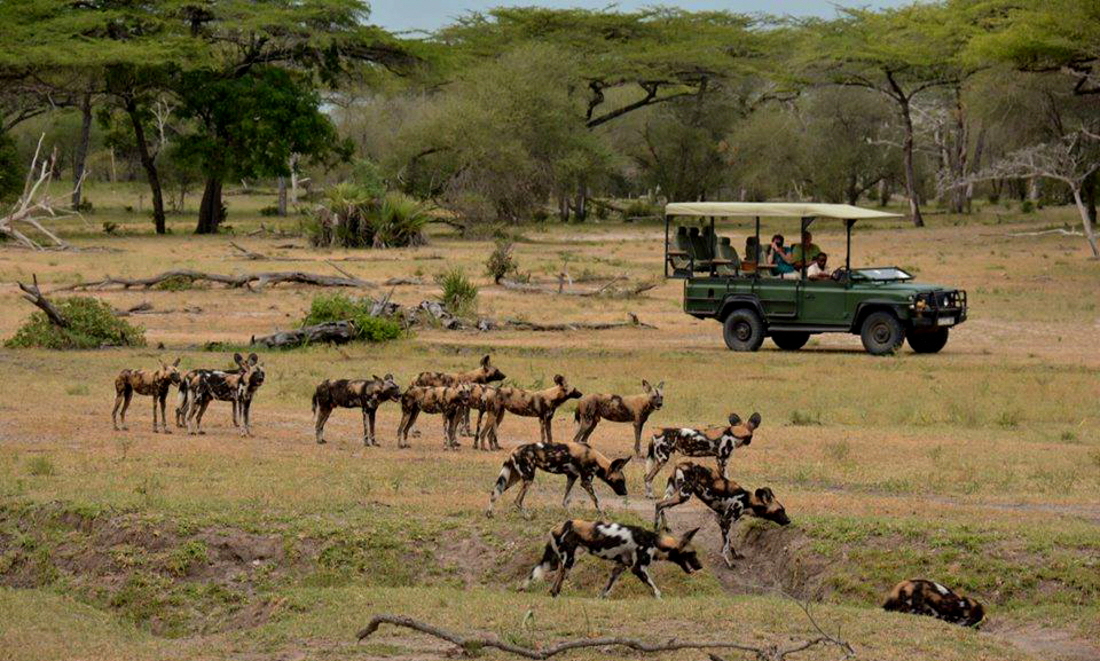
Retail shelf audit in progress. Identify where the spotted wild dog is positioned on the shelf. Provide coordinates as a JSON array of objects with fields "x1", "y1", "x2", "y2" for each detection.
[
  {"x1": 413, "y1": 354, "x2": 505, "y2": 436},
  {"x1": 468, "y1": 383, "x2": 501, "y2": 450},
  {"x1": 395, "y1": 383, "x2": 472, "y2": 450},
  {"x1": 520, "y1": 519, "x2": 702, "y2": 598},
  {"x1": 181, "y1": 353, "x2": 265, "y2": 436},
  {"x1": 312, "y1": 374, "x2": 401, "y2": 445},
  {"x1": 883, "y1": 579, "x2": 985, "y2": 627},
  {"x1": 112, "y1": 358, "x2": 182, "y2": 433},
  {"x1": 478, "y1": 374, "x2": 582, "y2": 449},
  {"x1": 654, "y1": 461, "x2": 789, "y2": 568},
  {"x1": 486, "y1": 441, "x2": 629, "y2": 518},
  {"x1": 643, "y1": 411, "x2": 761, "y2": 497},
  {"x1": 573, "y1": 379, "x2": 664, "y2": 454}
]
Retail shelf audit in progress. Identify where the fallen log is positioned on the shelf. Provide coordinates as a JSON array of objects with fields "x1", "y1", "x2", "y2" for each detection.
[
  {"x1": 499, "y1": 278, "x2": 656, "y2": 298},
  {"x1": 250, "y1": 321, "x2": 357, "y2": 348},
  {"x1": 492, "y1": 312, "x2": 655, "y2": 332},
  {"x1": 51, "y1": 269, "x2": 375, "y2": 292},
  {"x1": 17, "y1": 275, "x2": 68, "y2": 327}
]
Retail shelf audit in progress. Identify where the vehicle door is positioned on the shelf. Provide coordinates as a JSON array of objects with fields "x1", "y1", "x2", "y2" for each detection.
[
  {"x1": 753, "y1": 277, "x2": 800, "y2": 320},
  {"x1": 799, "y1": 278, "x2": 852, "y2": 326}
]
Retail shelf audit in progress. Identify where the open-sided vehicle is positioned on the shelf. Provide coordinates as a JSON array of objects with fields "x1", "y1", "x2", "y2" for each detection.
[{"x1": 664, "y1": 202, "x2": 967, "y2": 355}]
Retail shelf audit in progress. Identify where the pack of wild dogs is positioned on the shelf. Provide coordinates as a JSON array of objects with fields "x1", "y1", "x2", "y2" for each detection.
[{"x1": 110, "y1": 353, "x2": 984, "y2": 627}]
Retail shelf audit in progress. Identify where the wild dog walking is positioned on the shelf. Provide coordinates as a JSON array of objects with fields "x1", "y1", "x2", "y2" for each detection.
[
  {"x1": 180, "y1": 353, "x2": 265, "y2": 436},
  {"x1": 520, "y1": 519, "x2": 702, "y2": 598},
  {"x1": 654, "y1": 461, "x2": 789, "y2": 568},
  {"x1": 486, "y1": 441, "x2": 630, "y2": 518},
  {"x1": 395, "y1": 384, "x2": 471, "y2": 449},
  {"x1": 572, "y1": 379, "x2": 664, "y2": 454},
  {"x1": 468, "y1": 383, "x2": 501, "y2": 450},
  {"x1": 478, "y1": 375, "x2": 582, "y2": 449},
  {"x1": 312, "y1": 374, "x2": 401, "y2": 445},
  {"x1": 413, "y1": 354, "x2": 505, "y2": 436},
  {"x1": 112, "y1": 358, "x2": 182, "y2": 433},
  {"x1": 643, "y1": 412, "x2": 761, "y2": 497},
  {"x1": 883, "y1": 579, "x2": 985, "y2": 627}
]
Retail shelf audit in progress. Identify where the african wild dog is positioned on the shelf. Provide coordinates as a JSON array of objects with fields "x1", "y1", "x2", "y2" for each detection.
[
  {"x1": 654, "y1": 461, "x2": 789, "y2": 568},
  {"x1": 478, "y1": 375, "x2": 582, "y2": 449},
  {"x1": 883, "y1": 579, "x2": 985, "y2": 627},
  {"x1": 572, "y1": 379, "x2": 664, "y2": 454},
  {"x1": 486, "y1": 441, "x2": 630, "y2": 518},
  {"x1": 413, "y1": 354, "x2": 505, "y2": 437},
  {"x1": 520, "y1": 519, "x2": 702, "y2": 598},
  {"x1": 468, "y1": 383, "x2": 501, "y2": 450},
  {"x1": 180, "y1": 353, "x2": 265, "y2": 436},
  {"x1": 312, "y1": 374, "x2": 401, "y2": 445},
  {"x1": 643, "y1": 411, "x2": 761, "y2": 497},
  {"x1": 112, "y1": 358, "x2": 182, "y2": 433},
  {"x1": 395, "y1": 383, "x2": 472, "y2": 450}
]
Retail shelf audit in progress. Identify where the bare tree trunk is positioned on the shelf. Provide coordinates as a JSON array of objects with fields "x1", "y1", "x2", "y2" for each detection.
[
  {"x1": 277, "y1": 176, "x2": 288, "y2": 217},
  {"x1": 288, "y1": 153, "x2": 300, "y2": 204},
  {"x1": 899, "y1": 98, "x2": 925, "y2": 227},
  {"x1": 72, "y1": 91, "x2": 93, "y2": 209},
  {"x1": 1071, "y1": 186, "x2": 1100, "y2": 258},
  {"x1": 125, "y1": 98, "x2": 167, "y2": 234},
  {"x1": 574, "y1": 182, "x2": 587, "y2": 222},
  {"x1": 558, "y1": 193, "x2": 570, "y2": 222},
  {"x1": 966, "y1": 126, "x2": 986, "y2": 213},
  {"x1": 196, "y1": 177, "x2": 223, "y2": 234}
]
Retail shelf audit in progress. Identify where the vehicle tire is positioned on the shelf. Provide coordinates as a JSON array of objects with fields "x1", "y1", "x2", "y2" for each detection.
[
  {"x1": 723, "y1": 309, "x2": 765, "y2": 352},
  {"x1": 771, "y1": 331, "x2": 810, "y2": 351},
  {"x1": 860, "y1": 311, "x2": 904, "y2": 355},
  {"x1": 907, "y1": 327, "x2": 949, "y2": 354}
]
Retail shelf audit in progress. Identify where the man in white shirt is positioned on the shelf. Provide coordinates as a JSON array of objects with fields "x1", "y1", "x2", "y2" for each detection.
[{"x1": 806, "y1": 252, "x2": 832, "y2": 280}]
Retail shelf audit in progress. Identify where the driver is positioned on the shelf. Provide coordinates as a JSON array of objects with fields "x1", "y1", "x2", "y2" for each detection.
[{"x1": 806, "y1": 252, "x2": 832, "y2": 280}]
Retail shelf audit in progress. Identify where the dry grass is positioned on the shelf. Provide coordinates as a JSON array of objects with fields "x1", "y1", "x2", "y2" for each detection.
[{"x1": 1, "y1": 187, "x2": 1098, "y2": 660}]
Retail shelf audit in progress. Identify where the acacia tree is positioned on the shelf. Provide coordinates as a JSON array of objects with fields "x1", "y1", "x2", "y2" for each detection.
[{"x1": 799, "y1": 2, "x2": 986, "y2": 226}]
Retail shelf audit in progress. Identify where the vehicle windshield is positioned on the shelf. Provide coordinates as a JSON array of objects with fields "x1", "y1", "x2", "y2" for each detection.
[{"x1": 850, "y1": 267, "x2": 913, "y2": 281}]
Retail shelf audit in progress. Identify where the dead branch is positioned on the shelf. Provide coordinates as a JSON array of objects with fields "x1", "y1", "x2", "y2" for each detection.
[
  {"x1": 499, "y1": 278, "x2": 656, "y2": 298},
  {"x1": 50, "y1": 269, "x2": 375, "y2": 292},
  {"x1": 325, "y1": 259, "x2": 358, "y2": 280},
  {"x1": 1, "y1": 135, "x2": 78, "y2": 250},
  {"x1": 251, "y1": 321, "x2": 357, "y2": 348},
  {"x1": 17, "y1": 275, "x2": 68, "y2": 327},
  {"x1": 383, "y1": 276, "x2": 425, "y2": 286},
  {"x1": 356, "y1": 614, "x2": 768, "y2": 660},
  {"x1": 495, "y1": 313, "x2": 656, "y2": 332},
  {"x1": 229, "y1": 241, "x2": 267, "y2": 260},
  {"x1": 1006, "y1": 228, "x2": 1084, "y2": 237}
]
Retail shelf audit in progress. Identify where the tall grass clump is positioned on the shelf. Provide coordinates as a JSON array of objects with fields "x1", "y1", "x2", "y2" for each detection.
[
  {"x1": 302, "y1": 293, "x2": 403, "y2": 343},
  {"x1": 436, "y1": 268, "x2": 479, "y2": 318},
  {"x1": 6, "y1": 297, "x2": 146, "y2": 349},
  {"x1": 308, "y1": 183, "x2": 429, "y2": 249}
]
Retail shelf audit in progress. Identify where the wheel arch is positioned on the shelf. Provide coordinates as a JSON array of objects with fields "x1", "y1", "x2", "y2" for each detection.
[
  {"x1": 718, "y1": 295, "x2": 766, "y2": 323},
  {"x1": 851, "y1": 300, "x2": 907, "y2": 333}
]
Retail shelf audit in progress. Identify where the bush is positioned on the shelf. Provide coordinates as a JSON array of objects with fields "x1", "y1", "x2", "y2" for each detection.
[
  {"x1": 436, "y1": 268, "x2": 478, "y2": 318},
  {"x1": 6, "y1": 297, "x2": 146, "y2": 349},
  {"x1": 623, "y1": 199, "x2": 657, "y2": 220},
  {"x1": 372, "y1": 192, "x2": 430, "y2": 248},
  {"x1": 0, "y1": 130, "x2": 23, "y2": 206},
  {"x1": 309, "y1": 185, "x2": 429, "y2": 249},
  {"x1": 485, "y1": 240, "x2": 517, "y2": 283},
  {"x1": 259, "y1": 205, "x2": 281, "y2": 217},
  {"x1": 301, "y1": 293, "x2": 402, "y2": 343}
]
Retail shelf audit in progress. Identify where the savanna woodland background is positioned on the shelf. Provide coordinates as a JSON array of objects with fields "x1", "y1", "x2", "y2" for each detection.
[{"x1": 1, "y1": 1, "x2": 1098, "y2": 660}]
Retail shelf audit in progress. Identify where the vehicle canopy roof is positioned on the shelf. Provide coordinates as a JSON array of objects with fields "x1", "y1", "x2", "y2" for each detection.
[{"x1": 664, "y1": 202, "x2": 902, "y2": 220}]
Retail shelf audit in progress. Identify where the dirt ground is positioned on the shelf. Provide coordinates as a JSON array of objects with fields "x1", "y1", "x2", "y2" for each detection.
[{"x1": 1, "y1": 192, "x2": 1098, "y2": 660}]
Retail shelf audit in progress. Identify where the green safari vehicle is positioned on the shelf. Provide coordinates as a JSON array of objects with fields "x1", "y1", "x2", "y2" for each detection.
[{"x1": 663, "y1": 202, "x2": 968, "y2": 355}]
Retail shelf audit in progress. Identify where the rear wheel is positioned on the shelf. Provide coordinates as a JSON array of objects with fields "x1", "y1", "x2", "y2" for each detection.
[
  {"x1": 771, "y1": 331, "x2": 810, "y2": 351},
  {"x1": 907, "y1": 327, "x2": 949, "y2": 354},
  {"x1": 723, "y1": 309, "x2": 765, "y2": 352},
  {"x1": 860, "y1": 311, "x2": 904, "y2": 355}
]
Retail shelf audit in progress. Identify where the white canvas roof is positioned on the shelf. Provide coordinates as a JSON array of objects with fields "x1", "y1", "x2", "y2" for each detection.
[{"x1": 664, "y1": 202, "x2": 902, "y2": 220}]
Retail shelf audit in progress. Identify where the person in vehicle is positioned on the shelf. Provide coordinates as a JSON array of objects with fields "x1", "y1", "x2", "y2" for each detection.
[
  {"x1": 791, "y1": 230, "x2": 822, "y2": 268},
  {"x1": 744, "y1": 235, "x2": 766, "y2": 264},
  {"x1": 768, "y1": 234, "x2": 796, "y2": 279},
  {"x1": 806, "y1": 252, "x2": 832, "y2": 280}
]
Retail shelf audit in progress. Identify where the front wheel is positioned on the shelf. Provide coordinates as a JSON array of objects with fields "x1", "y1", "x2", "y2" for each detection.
[
  {"x1": 771, "y1": 331, "x2": 810, "y2": 351},
  {"x1": 860, "y1": 311, "x2": 904, "y2": 355},
  {"x1": 907, "y1": 327, "x2": 949, "y2": 354},
  {"x1": 723, "y1": 309, "x2": 765, "y2": 352}
]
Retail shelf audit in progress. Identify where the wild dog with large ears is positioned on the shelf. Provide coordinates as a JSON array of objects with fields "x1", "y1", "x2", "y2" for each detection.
[
  {"x1": 478, "y1": 374, "x2": 582, "y2": 449},
  {"x1": 644, "y1": 411, "x2": 761, "y2": 497},
  {"x1": 521, "y1": 519, "x2": 702, "y2": 599},
  {"x1": 573, "y1": 379, "x2": 664, "y2": 454},
  {"x1": 312, "y1": 374, "x2": 401, "y2": 445},
  {"x1": 487, "y1": 441, "x2": 629, "y2": 518},
  {"x1": 112, "y1": 358, "x2": 182, "y2": 433}
]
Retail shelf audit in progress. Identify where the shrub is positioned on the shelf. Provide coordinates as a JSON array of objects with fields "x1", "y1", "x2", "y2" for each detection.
[
  {"x1": 623, "y1": 199, "x2": 657, "y2": 220},
  {"x1": 485, "y1": 240, "x2": 517, "y2": 283},
  {"x1": 372, "y1": 192, "x2": 430, "y2": 248},
  {"x1": 301, "y1": 293, "x2": 402, "y2": 343},
  {"x1": 6, "y1": 297, "x2": 146, "y2": 349},
  {"x1": 259, "y1": 205, "x2": 281, "y2": 217},
  {"x1": 309, "y1": 185, "x2": 429, "y2": 249},
  {"x1": 0, "y1": 130, "x2": 23, "y2": 205},
  {"x1": 26, "y1": 456, "x2": 55, "y2": 477},
  {"x1": 436, "y1": 268, "x2": 478, "y2": 318}
]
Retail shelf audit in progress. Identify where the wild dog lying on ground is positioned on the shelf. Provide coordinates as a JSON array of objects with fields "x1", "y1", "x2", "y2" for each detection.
[
  {"x1": 413, "y1": 354, "x2": 505, "y2": 436},
  {"x1": 654, "y1": 461, "x2": 789, "y2": 568},
  {"x1": 478, "y1": 375, "x2": 582, "y2": 448},
  {"x1": 486, "y1": 441, "x2": 630, "y2": 518},
  {"x1": 520, "y1": 519, "x2": 702, "y2": 598},
  {"x1": 468, "y1": 383, "x2": 501, "y2": 450},
  {"x1": 883, "y1": 579, "x2": 985, "y2": 627},
  {"x1": 312, "y1": 374, "x2": 401, "y2": 445},
  {"x1": 643, "y1": 412, "x2": 761, "y2": 497},
  {"x1": 572, "y1": 379, "x2": 664, "y2": 454},
  {"x1": 112, "y1": 358, "x2": 182, "y2": 433},
  {"x1": 180, "y1": 353, "x2": 265, "y2": 436},
  {"x1": 395, "y1": 384, "x2": 471, "y2": 450}
]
